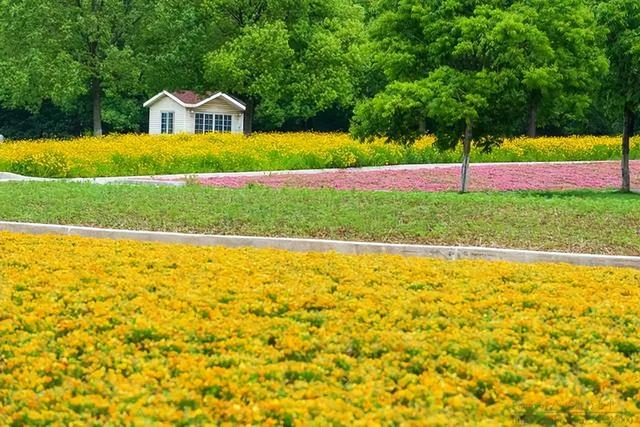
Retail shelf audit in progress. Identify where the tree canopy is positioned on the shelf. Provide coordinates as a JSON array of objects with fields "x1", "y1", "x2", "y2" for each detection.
[
  {"x1": 0, "y1": 0, "x2": 214, "y2": 135},
  {"x1": 597, "y1": 0, "x2": 640, "y2": 191},
  {"x1": 203, "y1": 0, "x2": 366, "y2": 132},
  {"x1": 0, "y1": 0, "x2": 636, "y2": 152}
]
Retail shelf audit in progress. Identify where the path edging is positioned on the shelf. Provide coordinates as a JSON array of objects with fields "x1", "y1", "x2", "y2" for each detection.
[{"x1": 1, "y1": 221, "x2": 638, "y2": 269}]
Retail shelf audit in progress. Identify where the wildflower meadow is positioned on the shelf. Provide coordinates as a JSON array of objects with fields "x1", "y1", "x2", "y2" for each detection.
[
  {"x1": 1, "y1": 232, "x2": 639, "y2": 425},
  {"x1": 0, "y1": 133, "x2": 637, "y2": 178}
]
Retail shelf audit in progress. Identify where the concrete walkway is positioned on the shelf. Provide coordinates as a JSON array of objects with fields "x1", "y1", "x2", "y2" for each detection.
[
  {"x1": 0, "y1": 172, "x2": 52, "y2": 182},
  {"x1": 1, "y1": 221, "x2": 638, "y2": 269}
]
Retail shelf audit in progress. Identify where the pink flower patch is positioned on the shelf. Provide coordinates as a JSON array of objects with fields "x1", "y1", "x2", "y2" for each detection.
[{"x1": 197, "y1": 161, "x2": 640, "y2": 193}]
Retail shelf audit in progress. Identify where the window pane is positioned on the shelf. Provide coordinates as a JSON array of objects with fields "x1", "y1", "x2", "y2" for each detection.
[
  {"x1": 214, "y1": 115, "x2": 223, "y2": 131},
  {"x1": 214, "y1": 114, "x2": 233, "y2": 132},
  {"x1": 204, "y1": 114, "x2": 214, "y2": 132},
  {"x1": 167, "y1": 113, "x2": 174, "y2": 134},
  {"x1": 195, "y1": 113, "x2": 204, "y2": 134},
  {"x1": 161, "y1": 112, "x2": 170, "y2": 134}
]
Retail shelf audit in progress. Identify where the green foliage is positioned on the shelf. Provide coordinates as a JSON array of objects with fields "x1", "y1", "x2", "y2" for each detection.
[
  {"x1": 202, "y1": 0, "x2": 367, "y2": 129},
  {"x1": 0, "y1": 0, "x2": 635, "y2": 137},
  {"x1": 519, "y1": 0, "x2": 607, "y2": 132},
  {"x1": 353, "y1": 0, "x2": 607, "y2": 144},
  {"x1": 597, "y1": 0, "x2": 640, "y2": 112},
  {"x1": 0, "y1": 0, "x2": 150, "y2": 132},
  {"x1": 0, "y1": 0, "x2": 212, "y2": 134},
  {"x1": 205, "y1": 22, "x2": 294, "y2": 127},
  {"x1": 353, "y1": 0, "x2": 530, "y2": 151}
]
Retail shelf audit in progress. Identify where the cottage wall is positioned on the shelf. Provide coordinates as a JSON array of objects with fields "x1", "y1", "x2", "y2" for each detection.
[
  {"x1": 148, "y1": 97, "x2": 187, "y2": 135},
  {"x1": 185, "y1": 99, "x2": 244, "y2": 134}
]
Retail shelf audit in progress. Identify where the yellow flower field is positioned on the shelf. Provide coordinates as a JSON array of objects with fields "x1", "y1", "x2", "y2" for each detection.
[
  {"x1": 1, "y1": 232, "x2": 639, "y2": 425},
  {"x1": 0, "y1": 132, "x2": 637, "y2": 178}
]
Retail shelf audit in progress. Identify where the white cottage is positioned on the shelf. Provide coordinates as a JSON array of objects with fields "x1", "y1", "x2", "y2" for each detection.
[{"x1": 143, "y1": 90, "x2": 246, "y2": 135}]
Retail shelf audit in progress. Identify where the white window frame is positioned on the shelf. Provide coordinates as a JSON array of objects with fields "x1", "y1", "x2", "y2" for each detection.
[
  {"x1": 215, "y1": 114, "x2": 232, "y2": 132},
  {"x1": 195, "y1": 113, "x2": 213, "y2": 133},
  {"x1": 161, "y1": 111, "x2": 175, "y2": 134},
  {"x1": 195, "y1": 113, "x2": 232, "y2": 133}
]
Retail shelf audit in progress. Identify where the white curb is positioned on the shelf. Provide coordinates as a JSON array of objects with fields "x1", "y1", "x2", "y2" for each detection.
[{"x1": 0, "y1": 221, "x2": 637, "y2": 269}]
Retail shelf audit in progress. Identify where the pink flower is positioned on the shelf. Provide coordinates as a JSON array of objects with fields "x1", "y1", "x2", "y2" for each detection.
[{"x1": 195, "y1": 161, "x2": 640, "y2": 193}]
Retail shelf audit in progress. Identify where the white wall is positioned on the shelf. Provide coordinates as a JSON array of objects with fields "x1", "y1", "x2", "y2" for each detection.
[
  {"x1": 148, "y1": 96, "x2": 245, "y2": 134},
  {"x1": 148, "y1": 97, "x2": 187, "y2": 135}
]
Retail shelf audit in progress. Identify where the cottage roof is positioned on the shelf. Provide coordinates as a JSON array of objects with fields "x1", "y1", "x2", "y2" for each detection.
[
  {"x1": 171, "y1": 90, "x2": 207, "y2": 105},
  {"x1": 143, "y1": 90, "x2": 246, "y2": 111}
]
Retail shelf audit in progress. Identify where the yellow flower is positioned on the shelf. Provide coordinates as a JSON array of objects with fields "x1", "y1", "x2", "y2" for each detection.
[{"x1": 0, "y1": 231, "x2": 639, "y2": 424}]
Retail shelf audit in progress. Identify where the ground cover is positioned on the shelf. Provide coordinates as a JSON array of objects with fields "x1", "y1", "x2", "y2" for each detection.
[
  {"x1": 1, "y1": 182, "x2": 638, "y2": 255},
  {"x1": 0, "y1": 133, "x2": 637, "y2": 178},
  {"x1": 1, "y1": 232, "x2": 639, "y2": 425},
  {"x1": 196, "y1": 160, "x2": 640, "y2": 192}
]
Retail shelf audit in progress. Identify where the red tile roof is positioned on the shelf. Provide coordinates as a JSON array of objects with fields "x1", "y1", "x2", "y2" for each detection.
[
  {"x1": 167, "y1": 90, "x2": 246, "y2": 108},
  {"x1": 170, "y1": 90, "x2": 213, "y2": 105}
]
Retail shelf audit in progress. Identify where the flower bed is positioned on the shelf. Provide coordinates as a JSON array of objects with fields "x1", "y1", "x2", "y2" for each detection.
[
  {"x1": 198, "y1": 161, "x2": 640, "y2": 192},
  {"x1": 1, "y1": 232, "x2": 639, "y2": 425},
  {"x1": 0, "y1": 133, "x2": 637, "y2": 178}
]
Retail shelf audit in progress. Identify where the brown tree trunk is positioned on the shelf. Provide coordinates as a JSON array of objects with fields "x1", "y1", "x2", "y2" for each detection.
[
  {"x1": 243, "y1": 99, "x2": 254, "y2": 136},
  {"x1": 460, "y1": 120, "x2": 473, "y2": 194},
  {"x1": 622, "y1": 105, "x2": 635, "y2": 193},
  {"x1": 418, "y1": 118, "x2": 426, "y2": 134},
  {"x1": 92, "y1": 77, "x2": 103, "y2": 137},
  {"x1": 527, "y1": 101, "x2": 538, "y2": 138}
]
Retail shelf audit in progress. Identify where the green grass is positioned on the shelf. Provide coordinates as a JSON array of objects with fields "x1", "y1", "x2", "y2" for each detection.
[{"x1": 1, "y1": 182, "x2": 638, "y2": 255}]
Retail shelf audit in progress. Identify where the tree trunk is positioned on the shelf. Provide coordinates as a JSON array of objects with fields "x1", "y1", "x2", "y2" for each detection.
[
  {"x1": 92, "y1": 77, "x2": 103, "y2": 137},
  {"x1": 460, "y1": 120, "x2": 473, "y2": 194},
  {"x1": 527, "y1": 101, "x2": 538, "y2": 138},
  {"x1": 622, "y1": 104, "x2": 635, "y2": 193},
  {"x1": 418, "y1": 118, "x2": 426, "y2": 134},
  {"x1": 243, "y1": 99, "x2": 254, "y2": 136}
]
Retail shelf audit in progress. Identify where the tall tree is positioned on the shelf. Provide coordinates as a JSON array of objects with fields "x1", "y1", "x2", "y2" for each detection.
[
  {"x1": 352, "y1": 0, "x2": 548, "y2": 192},
  {"x1": 519, "y1": 0, "x2": 607, "y2": 137},
  {"x1": 0, "y1": 0, "x2": 211, "y2": 136},
  {"x1": 597, "y1": 0, "x2": 640, "y2": 192},
  {"x1": 202, "y1": 0, "x2": 366, "y2": 133},
  {"x1": 0, "y1": 0, "x2": 159, "y2": 136}
]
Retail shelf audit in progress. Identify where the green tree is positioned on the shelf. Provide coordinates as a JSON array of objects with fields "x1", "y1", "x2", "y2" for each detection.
[
  {"x1": 0, "y1": 0, "x2": 157, "y2": 136},
  {"x1": 202, "y1": 0, "x2": 366, "y2": 133},
  {"x1": 0, "y1": 0, "x2": 213, "y2": 136},
  {"x1": 353, "y1": 0, "x2": 552, "y2": 192},
  {"x1": 519, "y1": 0, "x2": 607, "y2": 137},
  {"x1": 597, "y1": 0, "x2": 640, "y2": 192}
]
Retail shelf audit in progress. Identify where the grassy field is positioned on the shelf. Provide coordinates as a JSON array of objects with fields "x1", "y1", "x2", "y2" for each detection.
[
  {"x1": 1, "y1": 182, "x2": 638, "y2": 255},
  {"x1": 0, "y1": 133, "x2": 638, "y2": 178},
  {"x1": 2, "y1": 232, "x2": 639, "y2": 425}
]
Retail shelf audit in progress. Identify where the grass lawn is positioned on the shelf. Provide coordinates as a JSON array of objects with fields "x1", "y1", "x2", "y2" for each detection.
[{"x1": 1, "y1": 181, "x2": 638, "y2": 255}]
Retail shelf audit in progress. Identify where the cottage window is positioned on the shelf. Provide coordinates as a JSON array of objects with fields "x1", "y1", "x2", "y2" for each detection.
[
  {"x1": 215, "y1": 114, "x2": 232, "y2": 132},
  {"x1": 195, "y1": 113, "x2": 213, "y2": 133},
  {"x1": 196, "y1": 113, "x2": 232, "y2": 133},
  {"x1": 161, "y1": 112, "x2": 174, "y2": 134}
]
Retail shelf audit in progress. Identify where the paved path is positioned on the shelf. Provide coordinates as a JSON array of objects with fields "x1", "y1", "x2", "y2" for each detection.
[{"x1": 2, "y1": 221, "x2": 638, "y2": 269}]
